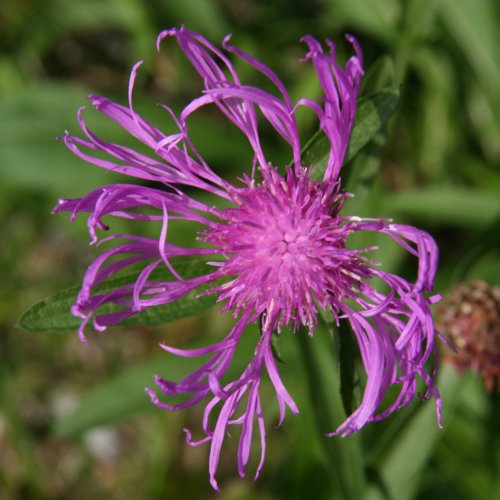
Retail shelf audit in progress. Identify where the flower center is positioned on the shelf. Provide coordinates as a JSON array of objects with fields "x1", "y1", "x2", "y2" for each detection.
[{"x1": 204, "y1": 167, "x2": 351, "y2": 330}]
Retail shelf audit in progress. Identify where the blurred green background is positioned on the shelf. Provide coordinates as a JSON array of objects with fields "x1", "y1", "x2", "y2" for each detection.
[{"x1": 1, "y1": 0, "x2": 499, "y2": 498}]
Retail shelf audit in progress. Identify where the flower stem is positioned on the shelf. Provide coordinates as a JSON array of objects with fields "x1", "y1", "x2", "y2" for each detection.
[{"x1": 297, "y1": 325, "x2": 365, "y2": 499}]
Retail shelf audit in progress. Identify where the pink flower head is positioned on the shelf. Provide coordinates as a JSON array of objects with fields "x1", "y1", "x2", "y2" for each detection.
[{"x1": 55, "y1": 27, "x2": 442, "y2": 489}]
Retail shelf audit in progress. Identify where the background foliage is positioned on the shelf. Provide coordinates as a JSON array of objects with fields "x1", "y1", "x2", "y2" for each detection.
[{"x1": 1, "y1": 0, "x2": 499, "y2": 498}]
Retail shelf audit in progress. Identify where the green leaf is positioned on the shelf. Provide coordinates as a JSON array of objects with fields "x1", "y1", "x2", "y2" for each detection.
[
  {"x1": 344, "y1": 131, "x2": 386, "y2": 211},
  {"x1": 440, "y1": 0, "x2": 500, "y2": 102},
  {"x1": 18, "y1": 259, "x2": 217, "y2": 333},
  {"x1": 303, "y1": 87, "x2": 400, "y2": 180},
  {"x1": 386, "y1": 187, "x2": 500, "y2": 227},
  {"x1": 345, "y1": 87, "x2": 399, "y2": 164},
  {"x1": 365, "y1": 364, "x2": 462, "y2": 500},
  {"x1": 360, "y1": 56, "x2": 394, "y2": 95}
]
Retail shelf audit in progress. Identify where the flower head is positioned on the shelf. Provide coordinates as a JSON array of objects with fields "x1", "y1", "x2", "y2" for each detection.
[
  {"x1": 55, "y1": 27, "x2": 442, "y2": 489},
  {"x1": 438, "y1": 280, "x2": 500, "y2": 391}
]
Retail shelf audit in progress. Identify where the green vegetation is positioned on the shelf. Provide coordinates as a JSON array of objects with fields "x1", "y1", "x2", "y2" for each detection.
[{"x1": 1, "y1": 1, "x2": 499, "y2": 498}]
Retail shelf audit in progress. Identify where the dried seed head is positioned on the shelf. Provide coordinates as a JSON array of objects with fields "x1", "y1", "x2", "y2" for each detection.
[{"x1": 438, "y1": 280, "x2": 500, "y2": 391}]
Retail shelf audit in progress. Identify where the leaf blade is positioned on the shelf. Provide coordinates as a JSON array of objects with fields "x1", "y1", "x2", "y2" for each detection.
[
  {"x1": 303, "y1": 86, "x2": 400, "y2": 180},
  {"x1": 387, "y1": 187, "x2": 500, "y2": 227},
  {"x1": 18, "y1": 259, "x2": 217, "y2": 333}
]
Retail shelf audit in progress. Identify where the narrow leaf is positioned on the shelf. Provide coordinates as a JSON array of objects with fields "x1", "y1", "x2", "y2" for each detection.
[
  {"x1": 344, "y1": 131, "x2": 386, "y2": 210},
  {"x1": 18, "y1": 259, "x2": 217, "y2": 333},
  {"x1": 360, "y1": 56, "x2": 394, "y2": 95},
  {"x1": 387, "y1": 187, "x2": 500, "y2": 227},
  {"x1": 345, "y1": 87, "x2": 399, "y2": 164},
  {"x1": 365, "y1": 364, "x2": 462, "y2": 500},
  {"x1": 303, "y1": 87, "x2": 400, "y2": 180},
  {"x1": 440, "y1": 0, "x2": 500, "y2": 99}
]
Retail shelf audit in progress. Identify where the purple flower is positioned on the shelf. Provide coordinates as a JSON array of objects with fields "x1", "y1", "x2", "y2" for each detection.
[{"x1": 55, "y1": 27, "x2": 442, "y2": 489}]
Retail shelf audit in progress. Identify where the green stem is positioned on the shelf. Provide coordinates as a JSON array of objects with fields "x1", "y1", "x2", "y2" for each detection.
[{"x1": 297, "y1": 327, "x2": 365, "y2": 500}]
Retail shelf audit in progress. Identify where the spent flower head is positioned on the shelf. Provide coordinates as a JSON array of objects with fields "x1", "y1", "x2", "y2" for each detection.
[
  {"x1": 438, "y1": 280, "x2": 500, "y2": 391},
  {"x1": 55, "y1": 27, "x2": 442, "y2": 489}
]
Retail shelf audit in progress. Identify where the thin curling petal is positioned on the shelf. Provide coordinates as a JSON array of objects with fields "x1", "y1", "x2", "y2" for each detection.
[
  {"x1": 158, "y1": 27, "x2": 267, "y2": 171},
  {"x1": 56, "y1": 27, "x2": 443, "y2": 491},
  {"x1": 301, "y1": 35, "x2": 363, "y2": 181}
]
